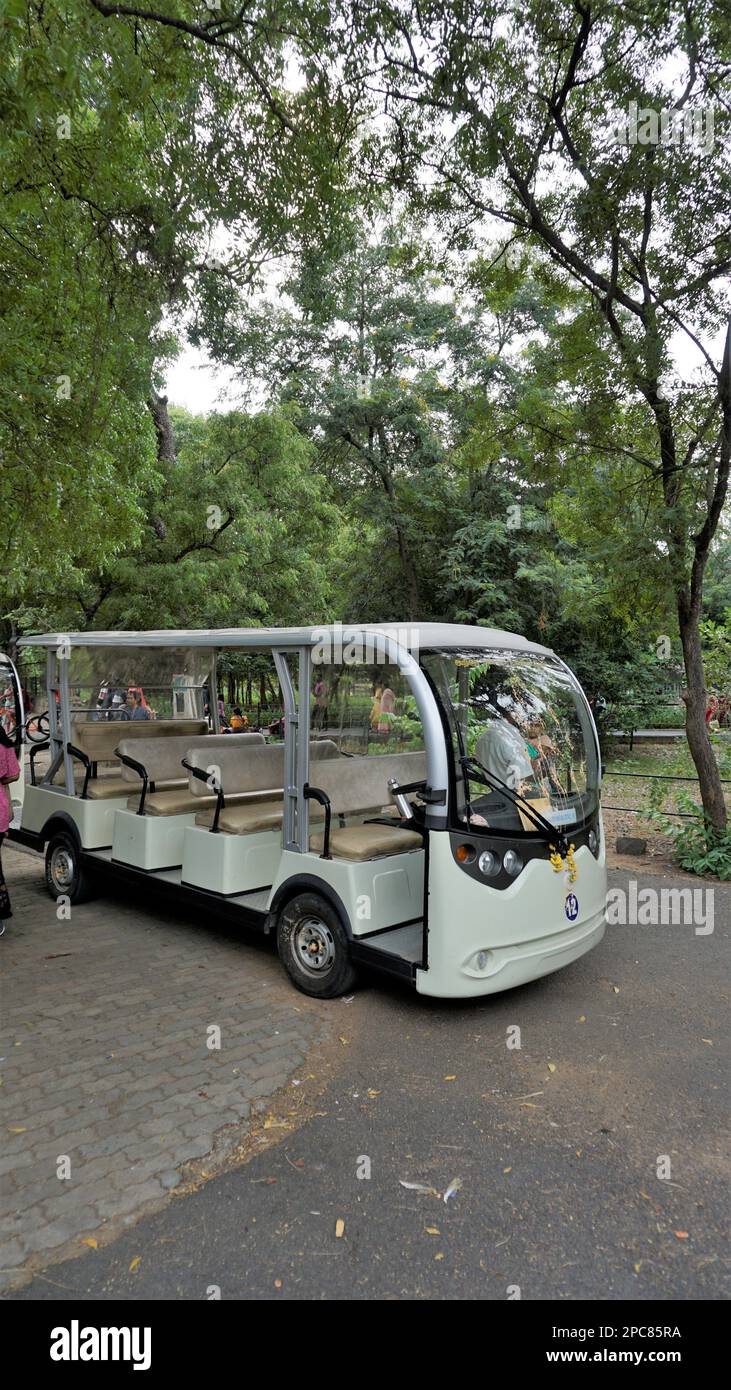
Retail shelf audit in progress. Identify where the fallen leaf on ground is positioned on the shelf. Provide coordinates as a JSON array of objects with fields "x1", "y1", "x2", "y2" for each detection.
[
  {"x1": 82, "y1": 1238, "x2": 98, "y2": 1250},
  {"x1": 547, "y1": 1062, "x2": 557, "y2": 1074},
  {"x1": 366, "y1": 1089, "x2": 380, "y2": 1098},
  {"x1": 425, "y1": 1227, "x2": 440, "y2": 1236},
  {"x1": 577, "y1": 1015, "x2": 587, "y2": 1023},
  {"x1": 503, "y1": 1167, "x2": 512, "y2": 1174},
  {"x1": 400, "y1": 1180, "x2": 439, "y2": 1195},
  {"x1": 274, "y1": 1279, "x2": 283, "y2": 1289},
  {"x1": 443, "y1": 1178, "x2": 463, "y2": 1203},
  {"x1": 335, "y1": 1219, "x2": 345, "y2": 1238},
  {"x1": 8, "y1": 1126, "x2": 26, "y2": 1134},
  {"x1": 129, "y1": 1257, "x2": 141, "y2": 1273},
  {"x1": 338, "y1": 1036, "x2": 351, "y2": 1046},
  {"x1": 443, "y1": 1075, "x2": 456, "y2": 1081},
  {"x1": 434, "y1": 1252, "x2": 444, "y2": 1261},
  {"x1": 674, "y1": 1231, "x2": 689, "y2": 1240}
]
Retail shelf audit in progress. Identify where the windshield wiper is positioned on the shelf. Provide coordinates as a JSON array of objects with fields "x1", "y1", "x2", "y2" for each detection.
[{"x1": 460, "y1": 754, "x2": 568, "y2": 851}]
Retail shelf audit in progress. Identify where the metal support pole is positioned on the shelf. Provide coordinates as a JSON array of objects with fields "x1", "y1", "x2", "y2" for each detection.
[
  {"x1": 273, "y1": 650, "x2": 299, "y2": 852},
  {"x1": 296, "y1": 646, "x2": 311, "y2": 852},
  {"x1": 209, "y1": 661, "x2": 221, "y2": 732},
  {"x1": 57, "y1": 644, "x2": 75, "y2": 792},
  {"x1": 45, "y1": 648, "x2": 64, "y2": 787}
]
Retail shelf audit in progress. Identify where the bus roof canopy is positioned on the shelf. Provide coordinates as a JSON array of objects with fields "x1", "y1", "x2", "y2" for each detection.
[{"x1": 18, "y1": 623, "x2": 554, "y2": 658}]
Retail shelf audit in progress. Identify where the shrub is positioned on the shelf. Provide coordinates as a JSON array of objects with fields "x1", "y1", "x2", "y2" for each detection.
[{"x1": 646, "y1": 789, "x2": 731, "y2": 880}]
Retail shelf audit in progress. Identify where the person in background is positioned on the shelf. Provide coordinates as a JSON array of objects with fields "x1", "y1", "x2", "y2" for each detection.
[
  {"x1": 0, "y1": 726, "x2": 21, "y2": 935},
  {"x1": 230, "y1": 707, "x2": 248, "y2": 731},
  {"x1": 370, "y1": 685, "x2": 384, "y2": 730},
  {"x1": 312, "y1": 674, "x2": 329, "y2": 730},
  {"x1": 378, "y1": 686, "x2": 396, "y2": 735},
  {"x1": 123, "y1": 691, "x2": 150, "y2": 721}
]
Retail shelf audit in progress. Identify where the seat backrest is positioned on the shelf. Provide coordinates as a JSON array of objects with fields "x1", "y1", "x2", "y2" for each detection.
[
  {"x1": 306, "y1": 750, "x2": 427, "y2": 817},
  {"x1": 185, "y1": 738, "x2": 339, "y2": 798},
  {"x1": 72, "y1": 717, "x2": 209, "y2": 764},
  {"x1": 116, "y1": 730, "x2": 265, "y2": 785}
]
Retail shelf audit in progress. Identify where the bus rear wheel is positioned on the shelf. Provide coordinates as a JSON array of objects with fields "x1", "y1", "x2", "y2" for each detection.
[
  {"x1": 45, "y1": 831, "x2": 94, "y2": 906},
  {"x1": 276, "y1": 893, "x2": 356, "y2": 998}
]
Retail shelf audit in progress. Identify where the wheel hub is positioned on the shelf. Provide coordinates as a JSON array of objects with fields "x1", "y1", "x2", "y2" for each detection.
[
  {"x1": 51, "y1": 848, "x2": 74, "y2": 890},
  {"x1": 293, "y1": 917, "x2": 335, "y2": 975}
]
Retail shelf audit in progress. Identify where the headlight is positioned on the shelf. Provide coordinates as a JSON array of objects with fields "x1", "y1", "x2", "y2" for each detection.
[
  {"x1": 503, "y1": 849, "x2": 523, "y2": 877},
  {"x1": 588, "y1": 828, "x2": 599, "y2": 856},
  {"x1": 478, "y1": 849, "x2": 500, "y2": 877}
]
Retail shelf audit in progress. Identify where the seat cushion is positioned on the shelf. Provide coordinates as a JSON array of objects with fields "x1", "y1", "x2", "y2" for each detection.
[
  {"x1": 194, "y1": 799, "x2": 325, "y2": 835},
  {"x1": 54, "y1": 778, "x2": 182, "y2": 800},
  {"x1": 86, "y1": 777, "x2": 133, "y2": 801},
  {"x1": 309, "y1": 824, "x2": 423, "y2": 861},
  {"x1": 132, "y1": 787, "x2": 216, "y2": 816},
  {"x1": 129, "y1": 787, "x2": 282, "y2": 818}
]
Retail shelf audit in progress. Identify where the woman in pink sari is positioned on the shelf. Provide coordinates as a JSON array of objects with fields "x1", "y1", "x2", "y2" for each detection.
[{"x1": 0, "y1": 727, "x2": 20, "y2": 933}]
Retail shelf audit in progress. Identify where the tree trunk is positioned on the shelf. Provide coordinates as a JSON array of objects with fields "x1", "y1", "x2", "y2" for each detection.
[
  {"x1": 377, "y1": 465, "x2": 420, "y2": 616},
  {"x1": 678, "y1": 591, "x2": 728, "y2": 831},
  {"x1": 147, "y1": 390, "x2": 176, "y2": 463}
]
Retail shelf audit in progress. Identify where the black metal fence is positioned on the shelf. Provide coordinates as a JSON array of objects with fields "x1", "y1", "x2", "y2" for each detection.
[{"x1": 603, "y1": 769, "x2": 731, "y2": 819}]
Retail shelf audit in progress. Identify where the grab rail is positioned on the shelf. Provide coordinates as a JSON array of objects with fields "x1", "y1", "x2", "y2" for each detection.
[
  {"x1": 182, "y1": 757, "x2": 225, "y2": 833},
  {"x1": 304, "y1": 784, "x2": 331, "y2": 859},
  {"x1": 115, "y1": 749, "x2": 150, "y2": 815},
  {"x1": 66, "y1": 743, "x2": 92, "y2": 800}
]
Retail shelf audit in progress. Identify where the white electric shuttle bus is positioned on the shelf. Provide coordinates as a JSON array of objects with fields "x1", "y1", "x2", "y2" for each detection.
[{"x1": 7, "y1": 624, "x2": 607, "y2": 999}]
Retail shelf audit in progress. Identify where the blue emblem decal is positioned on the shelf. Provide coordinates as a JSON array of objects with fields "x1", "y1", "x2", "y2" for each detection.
[{"x1": 565, "y1": 893, "x2": 579, "y2": 922}]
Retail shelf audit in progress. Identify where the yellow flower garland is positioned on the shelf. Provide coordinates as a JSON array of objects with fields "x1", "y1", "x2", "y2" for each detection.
[{"x1": 549, "y1": 843, "x2": 578, "y2": 882}]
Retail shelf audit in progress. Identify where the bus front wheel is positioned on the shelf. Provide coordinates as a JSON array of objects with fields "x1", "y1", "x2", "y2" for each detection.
[
  {"x1": 276, "y1": 892, "x2": 356, "y2": 999},
  {"x1": 45, "y1": 831, "x2": 94, "y2": 906}
]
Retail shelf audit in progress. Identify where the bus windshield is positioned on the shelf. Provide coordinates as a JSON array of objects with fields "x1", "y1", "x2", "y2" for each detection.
[{"x1": 422, "y1": 648, "x2": 600, "y2": 837}]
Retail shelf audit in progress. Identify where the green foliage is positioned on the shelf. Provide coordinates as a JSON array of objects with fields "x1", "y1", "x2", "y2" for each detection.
[
  {"x1": 700, "y1": 613, "x2": 731, "y2": 691},
  {"x1": 0, "y1": 0, "x2": 358, "y2": 614},
  {"x1": 646, "y1": 788, "x2": 731, "y2": 880},
  {"x1": 15, "y1": 406, "x2": 336, "y2": 634}
]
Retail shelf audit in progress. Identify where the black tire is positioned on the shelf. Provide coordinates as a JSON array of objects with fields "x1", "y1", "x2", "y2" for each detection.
[
  {"x1": 45, "y1": 831, "x2": 95, "y2": 906},
  {"x1": 276, "y1": 892, "x2": 356, "y2": 999}
]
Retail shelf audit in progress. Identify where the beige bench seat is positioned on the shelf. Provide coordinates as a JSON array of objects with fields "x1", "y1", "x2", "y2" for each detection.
[
  {"x1": 55, "y1": 719, "x2": 211, "y2": 798},
  {"x1": 88, "y1": 776, "x2": 147, "y2": 801},
  {"x1": 194, "y1": 798, "x2": 325, "y2": 835},
  {"x1": 309, "y1": 823, "x2": 422, "y2": 861},
  {"x1": 65, "y1": 772, "x2": 187, "y2": 801},
  {"x1": 304, "y1": 750, "x2": 428, "y2": 860},
  {"x1": 183, "y1": 739, "x2": 340, "y2": 831},
  {"x1": 117, "y1": 731, "x2": 266, "y2": 815},
  {"x1": 128, "y1": 786, "x2": 213, "y2": 816}
]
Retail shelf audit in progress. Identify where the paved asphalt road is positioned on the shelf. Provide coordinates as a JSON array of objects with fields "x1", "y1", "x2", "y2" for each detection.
[{"x1": 8, "y1": 870, "x2": 730, "y2": 1302}]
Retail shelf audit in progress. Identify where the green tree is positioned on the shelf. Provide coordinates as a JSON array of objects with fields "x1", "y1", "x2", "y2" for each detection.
[
  {"x1": 1, "y1": 0, "x2": 359, "y2": 619},
  {"x1": 368, "y1": 0, "x2": 730, "y2": 827},
  {"x1": 16, "y1": 406, "x2": 337, "y2": 633}
]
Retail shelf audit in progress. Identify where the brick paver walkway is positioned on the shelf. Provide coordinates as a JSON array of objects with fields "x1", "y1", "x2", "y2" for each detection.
[{"x1": 0, "y1": 847, "x2": 330, "y2": 1289}]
